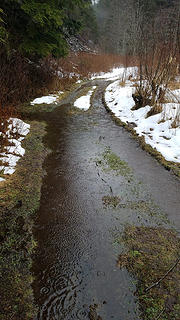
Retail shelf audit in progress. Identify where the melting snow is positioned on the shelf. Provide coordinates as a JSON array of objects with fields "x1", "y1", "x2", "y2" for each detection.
[
  {"x1": 91, "y1": 66, "x2": 138, "y2": 81},
  {"x1": 74, "y1": 86, "x2": 97, "y2": 110},
  {"x1": 105, "y1": 79, "x2": 180, "y2": 163},
  {"x1": 30, "y1": 92, "x2": 63, "y2": 105},
  {"x1": 0, "y1": 118, "x2": 30, "y2": 181}
]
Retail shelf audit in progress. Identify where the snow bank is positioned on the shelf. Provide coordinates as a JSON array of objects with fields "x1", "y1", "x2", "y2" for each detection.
[
  {"x1": 30, "y1": 91, "x2": 63, "y2": 105},
  {"x1": 91, "y1": 66, "x2": 137, "y2": 81},
  {"x1": 74, "y1": 86, "x2": 97, "y2": 110},
  {"x1": 0, "y1": 118, "x2": 30, "y2": 180},
  {"x1": 105, "y1": 80, "x2": 180, "y2": 163}
]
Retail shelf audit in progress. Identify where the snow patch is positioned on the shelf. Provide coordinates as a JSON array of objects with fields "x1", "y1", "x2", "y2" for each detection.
[
  {"x1": 74, "y1": 86, "x2": 97, "y2": 110},
  {"x1": 30, "y1": 92, "x2": 63, "y2": 105},
  {"x1": 105, "y1": 79, "x2": 180, "y2": 163},
  {"x1": 91, "y1": 66, "x2": 137, "y2": 81},
  {"x1": 0, "y1": 118, "x2": 30, "y2": 181}
]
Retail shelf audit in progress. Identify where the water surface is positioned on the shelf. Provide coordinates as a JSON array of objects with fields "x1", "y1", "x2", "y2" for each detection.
[{"x1": 33, "y1": 81, "x2": 180, "y2": 320}]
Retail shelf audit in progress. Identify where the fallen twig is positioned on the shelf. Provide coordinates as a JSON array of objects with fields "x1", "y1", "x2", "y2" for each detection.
[
  {"x1": 145, "y1": 257, "x2": 180, "y2": 292},
  {"x1": 154, "y1": 308, "x2": 165, "y2": 320}
]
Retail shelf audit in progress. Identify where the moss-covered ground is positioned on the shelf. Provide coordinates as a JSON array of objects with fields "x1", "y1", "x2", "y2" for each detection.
[
  {"x1": 0, "y1": 121, "x2": 47, "y2": 319},
  {"x1": 117, "y1": 226, "x2": 180, "y2": 320}
]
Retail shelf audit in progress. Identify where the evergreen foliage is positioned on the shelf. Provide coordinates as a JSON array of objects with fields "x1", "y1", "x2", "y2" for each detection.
[{"x1": 0, "y1": 0, "x2": 95, "y2": 58}]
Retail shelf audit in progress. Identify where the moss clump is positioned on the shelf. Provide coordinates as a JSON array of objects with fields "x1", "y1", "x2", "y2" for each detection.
[
  {"x1": 117, "y1": 226, "x2": 180, "y2": 320},
  {"x1": 119, "y1": 200, "x2": 160, "y2": 216},
  {"x1": 97, "y1": 146, "x2": 132, "y2": 177},
  {"x1": 88, "y1": 304, "x2": 102, "y2": 320},
  {"x1": 0, "y1": 121, "x2": 47, "y2": 320},
  {"x1": 102, "y1": 195, "x2": 121, "y2": 208}
]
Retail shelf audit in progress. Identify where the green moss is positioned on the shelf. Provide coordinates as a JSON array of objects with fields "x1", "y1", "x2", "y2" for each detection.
[
  {"x1": 102, "y1": 195, "x2": 121, "y2": 208},
  {"x1": 117, "y1": 226, "x2": 180, "y2": 320},
  {"x1": 119, "y1": 200, "x2": 160, "y2": 216},
  {"x1": 97, "y1": 146, "x2": 132, "y2": 177},
  {"x1": 0, "y1": 121, "x2": 47, "y2": 320}
]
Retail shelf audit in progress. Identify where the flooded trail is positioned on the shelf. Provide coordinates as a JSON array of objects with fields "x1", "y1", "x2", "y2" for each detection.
[{"x1": 33, "y1": 80, "x2": 180, "y2": 320}]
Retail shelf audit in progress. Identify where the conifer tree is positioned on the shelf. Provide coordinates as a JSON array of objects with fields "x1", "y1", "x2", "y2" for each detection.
[{"x1": 0, "y1": 0, "x2": 94, "y2": 58}]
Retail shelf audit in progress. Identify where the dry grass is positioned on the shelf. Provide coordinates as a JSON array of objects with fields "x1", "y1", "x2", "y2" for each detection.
[
  {"x1": 146, "y1": 104, "x2": 163, "y2": 118},
  {"x1": 171, "y1": 109, "x2": 180, "y2": 128},
  {"x1": 161, "y1": 89, "x2": 180, "y2": 128},
  {"x1": 58, "y1": 52, "x2": 126, "y2": 78},
  {"x1": 168, "y1": 80, "x2": 180, "y2": 91},
  {"x1": 0, "y1": 51, "x2": 130, "y2": 114}
]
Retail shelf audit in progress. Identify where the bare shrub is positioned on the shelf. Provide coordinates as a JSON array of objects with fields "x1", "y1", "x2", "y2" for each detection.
[
  {"x1": 132, "y1": 4, "x2": 180, "y2": 112},
  {"x1": 55, "y1": 52, "x2": 133, "y2": 80},
  {"x1": 171, "y1": 107, "x2": 180, "y2": 128},
  {"x1": 146, "y1": 104, "x2": 163, "y2": 118}
]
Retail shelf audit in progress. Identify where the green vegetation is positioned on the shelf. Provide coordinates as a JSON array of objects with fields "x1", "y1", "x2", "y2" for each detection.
[
  {"x1": 102, "y1": 195, "x2": 121, "y2": 208},
  {"x1": 118, "y1": 226, "x2": 180, "y2": 320},
  {"x1": 97, "y1": 146, "x2": 132, "y2": 177},
  {"x1": 0, "y1": 1, "x2": 98, "y2": 113},
  {"x1": 0, "y1": 121, "x2": 47, "y2": 320},
  {"x1": 0, "y1": 0, "x2": 94, "y2": 58}
]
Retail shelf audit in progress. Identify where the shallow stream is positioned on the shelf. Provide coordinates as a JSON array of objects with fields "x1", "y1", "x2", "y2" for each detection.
[{"x1": 32, "y1": 80, "x2": 180, "y2": 320}]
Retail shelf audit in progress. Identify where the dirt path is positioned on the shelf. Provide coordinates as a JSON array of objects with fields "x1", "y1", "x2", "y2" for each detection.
[{"x1": 32, "y1": 80, "x2": 180, "y2": 320}]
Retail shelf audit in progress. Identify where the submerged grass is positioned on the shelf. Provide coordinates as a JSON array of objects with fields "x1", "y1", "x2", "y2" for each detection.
[
  {"x1": 117, "y1": 226, "x2": 180, "y2": 320},
  {"x1": 96, "y1": 146, "x2": 132, "y2": 177},
  {"x1": 0, "y1": 121, "x2": 47, "y2": 320},
  {"x1": 102, "y1": 195, "x2": 121, "y2": 208}
]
